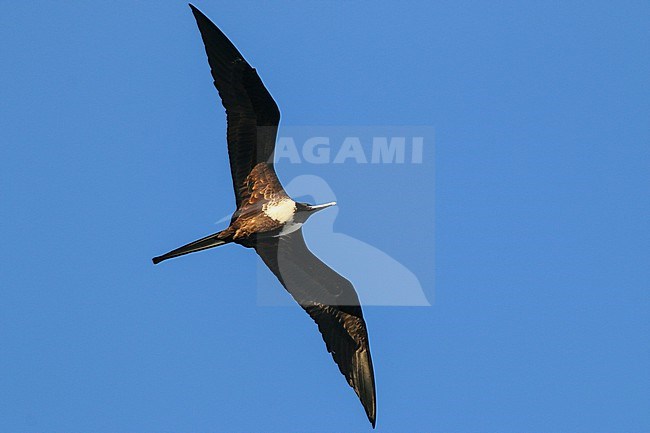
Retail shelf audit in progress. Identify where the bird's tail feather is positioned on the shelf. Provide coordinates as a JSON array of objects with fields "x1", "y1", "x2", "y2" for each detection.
[{"x1": 152, "y1": 231, "x2": 230, "y2": 264}]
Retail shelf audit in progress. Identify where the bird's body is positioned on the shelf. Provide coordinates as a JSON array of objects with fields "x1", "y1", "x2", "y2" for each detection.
[
  {"x1": 225, "y1": 163, "x2": 299, "y2": 242},
  {"x1": 153, "y1": 4, "x2": 376, "y2": 427}
]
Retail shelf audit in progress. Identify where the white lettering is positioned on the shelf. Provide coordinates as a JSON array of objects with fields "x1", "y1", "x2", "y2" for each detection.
[
  {"x1": 371, "y1": 137, "x2": 406, "y2": 163},
  {"x1": 302, "y1": 137, "x2": 330, "y2": 164},
  {"x1": 411, "y1": 137, "x2": 423, "y2": 163},
  {"x1": 274, "y1": 137, "x2": 301, "y2": 163},
  {"x1": 333, "y1": 137, "x2": 367, "y2": 164}
]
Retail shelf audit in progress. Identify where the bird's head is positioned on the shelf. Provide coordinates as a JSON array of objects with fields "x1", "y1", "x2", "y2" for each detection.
[{"x1": 294, "y1": 201, "x2": 337, "y2": 223}]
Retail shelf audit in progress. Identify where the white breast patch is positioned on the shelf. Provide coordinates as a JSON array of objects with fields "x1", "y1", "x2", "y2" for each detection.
[{"x1": 263, "y1": 198, "x2": 296, "y2": 223}]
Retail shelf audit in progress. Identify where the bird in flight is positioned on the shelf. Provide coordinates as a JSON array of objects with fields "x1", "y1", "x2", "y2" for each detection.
[{"x1": 153, "y1": 4, "x2": 376, "y2": 427}]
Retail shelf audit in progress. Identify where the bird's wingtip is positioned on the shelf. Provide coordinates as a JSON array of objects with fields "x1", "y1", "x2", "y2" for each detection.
[
  {"x1": 367, "y1": 410, "x2": 376, "y2": 428},
  {"x1": 354, "y1": 349, "x2": 377, "y2": 428}
]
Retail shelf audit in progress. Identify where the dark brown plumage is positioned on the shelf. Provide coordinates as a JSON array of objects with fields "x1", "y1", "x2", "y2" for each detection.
[
  {"x1": 152, "y1": 4, "x2": 376, "y2": 427},
  {"x1": 189, "y1": 4, "x2": 280, "y2": 207},
  {"x1": 255, "y1": 231, "x2": 376, "y2": 425}
]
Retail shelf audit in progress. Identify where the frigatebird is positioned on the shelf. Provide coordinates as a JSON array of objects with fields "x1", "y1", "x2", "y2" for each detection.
[{"x1": 152, "y1": 5, "x2": 376, "y2": 427}]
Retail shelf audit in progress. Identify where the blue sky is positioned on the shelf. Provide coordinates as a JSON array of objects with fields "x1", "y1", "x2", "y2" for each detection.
[{"x1": 1, "y1": 1, "x2": 649, "y2": 432}]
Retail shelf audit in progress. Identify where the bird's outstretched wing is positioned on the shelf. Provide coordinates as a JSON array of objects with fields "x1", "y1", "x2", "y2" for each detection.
[
  {"x1": 255, "y1": 229, "x2": 377, "y2": 427},
  {"x1": 190, "y1": 5, "x2": 281, "y2": 207}
]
